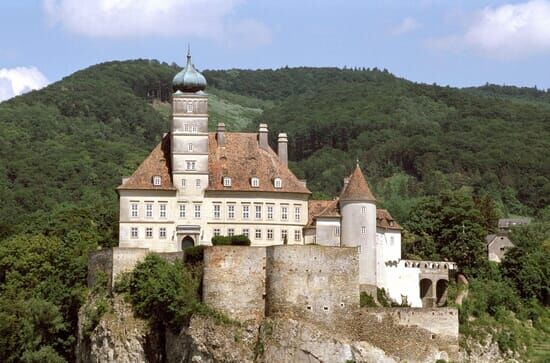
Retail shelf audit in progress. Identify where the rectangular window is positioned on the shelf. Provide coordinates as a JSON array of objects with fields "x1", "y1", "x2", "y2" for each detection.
[
  {"x1": 281, "y1": 206, "x2": 288, "y2": 221},
  {"x1": 179, "y1": 204, "x2": 186, "y2": 218},
  {"x1": 213, "y1": 228, "x2": 221, "y2": 237},
  {"x1": 131, "y1": 203, "x2": 139, "y2": 218},
  {"x1": 242, "y1": 204, "x2": 250, "y2": 219},
  {"x1": 294, "y1": 230, "x2": 301, "y2": 242},
  {"x1": 294, "y1": 206, "x2": 301, "y2": 222},
  {"x1": 227, "y1": 204, "x2": 235, "y2": 219},
  {"x1": 195, "y1": 179, "x2": 201, "y2": 188},
  {"x1": 361, "y1": 226, "x2": 366, "y2": 235},
  {"x1": 255, "y1": 229, "x2": 262, "y2": 239},
  {"x1": 255, "y1": 205, "x2": 262, "y2": 219},
  {"x1": 228, "y1": 228, "x2": 235, "y2": 237},
  {"x1": 159, "y1": 204, "x2": 167, "y2": 218},
  {"x1": 187, "y1": 143, "x2": 193, "y2": 152},
  {"x1": 131, "y1": 227, "x2": 138, "y2": 239},
  {"x1": 194, "y1": 204, "x2": 201, "y2": 219},
  {"x1": 361, "y1": 206, "x2": 366, "y2": 215},
  {"x1": 281, "y1": 229, "x2": 288, "y2": 242},
  {"x1": 145, "y1": 203, "x2": 153, "y2": 218},
  {"x1": 267, "y1": 205, "x2": 274, "y2": 220},
  {"x1": 159, "y1": 227, "x2": 167, "y2": 239},
  {"x1": 267, "y1": 229, "x2": 274, "y2": 240},
  {"x1": 146, "y1": 227, "x2": 153, "y2": 239},
  {"x1": 181, "y1": 179, "x2": 186, "y2": 188},
  {"x1": 186, "y1": 160, "x2": 196, "y2": 170},
  {"x1": 213, "y1": 204, "x2": 221, "y2": 219},
  {"x1": 334, "y1": 226, "x2": 340, "y2": 237},
  {"x1": 242, "y1": 228, "x2": 249, "y2": 238}
]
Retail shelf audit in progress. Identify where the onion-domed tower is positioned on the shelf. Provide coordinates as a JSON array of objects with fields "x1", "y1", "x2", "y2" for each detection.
[
  {"x1": 170, "y1": 48, "x2": 209, "y2": 244},
  {"x1": 340, "y1": 162, "x2": 377, "y2": 289}
]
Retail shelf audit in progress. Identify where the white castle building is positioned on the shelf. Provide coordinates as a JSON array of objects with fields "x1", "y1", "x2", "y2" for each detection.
[{"x1": 117, "y1": 52, "x2": 455, "y2": 308}]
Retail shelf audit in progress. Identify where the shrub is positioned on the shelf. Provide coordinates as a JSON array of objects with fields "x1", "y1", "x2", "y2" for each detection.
[
  {"x1": 230, "y1": 234, "x2": 251, "y2": 246},
  {"x1": 211, "y1": 236, "x2": 231, "y2": 246},
  {"x1": 211, "y1": 235, "x2": 251, "y2": 246},
  {"x1": 184, "y1": 245, "x2": 205, "y2": 265},
  {"x1": 360, "y1": 292, "x2": 377, "y2": 307}
]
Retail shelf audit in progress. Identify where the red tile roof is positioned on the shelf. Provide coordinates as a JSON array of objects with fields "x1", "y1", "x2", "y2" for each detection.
[
  {"x1": 339, "y1": 164, "x2": 376, "y2": 202},
  {"x1": 117, "y1": 134, "x2": 176, "y2": 191},
  {"x1": 376, "y1": 209, "x2": 401, "y2": 230},
  {"x1": 207, "y1": 133, "x2": 310, "y2": 194},
  {"x1": 307, "y1": 199, "x2": 340, "y2": 227}
]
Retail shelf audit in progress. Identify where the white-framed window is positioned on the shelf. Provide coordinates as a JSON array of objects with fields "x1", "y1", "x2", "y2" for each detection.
[
  {"x1": 255, "y1": 204, "x2": 262, "y2": 219},
  {"x1": 242, "y1": 204, "x2": 250, "y2": 219},
  {"x1": 227, "y1": 204, "x2": 235, "y2": 219},
  {"x1": 251, "y1": 177, "x2": 260, "y2": 188},
  {"x1": 186, "y1": 160, "x2": 196, "y2": 170},
  {"x1": 228, "y1": 228, "x2": 235, "y2": 237},
  {"x1": 334, "y1": 226, "x2": 340, "y2": 237},
  {"x1": 159, "y1": 203, "x2": 167, "y2": 218},
  {"x1": 130, "y1": 203, "x2": 139, "y2": 218},
  {"x1": 274, "y1": 177, "x2": 282, "y2": 189},
  {"x1": 179, "y1": 204, "x2": 186, "y2": 218},
  {"x1": 281, "y1": 229, "x2": 288, "y2": 242},
  {"x1": 213, "y1": 204, "x2": 221, "y2": 219},
  {"x1": 267, "y1": 205, "x2": 274, "y2": 220},
  {"x1": 361, "y1": 206, "x2": 366, "y2": 215},
  {"x1": 186, "y1": 102, "x2": 193, "y2": 113},
  {"x1": 195, "y1": 179, "x2": 201, "y2": 188},
  {"x1": 194, "y1": 204, "x2": 201, "y2": 219},
  {"x1": 145, "y1": 203, "x2": 153, "y2": 218},
  {"x1": 131, "y1": 227, "x2": 138, "y2": 239},
  {"x1": 153, "y1": 176, "x2": 162, "y2": 186},
  {"x1": 267, "y1": 229, "x2": 273, "y2": 240},
  {"x1": 187, "y1": 143, "x2": 193, "y2": 152},
  {"x1": 361, "y1": 226, "x2": 366, "y2": 234},
  {"x1": 184, "y1": 123, "x2": 189, "y2": 132},
  {"x1": 223, "y1": 177, "x2": 232, "y2": 187},
  {"x1": 294, "y1": 206, "x2": 301, "y2": 221},
  {"x1": 191, "y1": 124, "x2": 197, "y2": 133},
  {"x1": 255, "y1": 229, "x2": 262, "y2": 239},
  {"x1": 281, "y1": 206, "x2": 288, "y2": 221},
  {"x1": 181, "y1": 179, "x2": 186, "y2": 188},
  {"x1": 294, "y1": 230, "x2": 301, "y2": 242},
  {"x1": 213, "y1": 228, "x2": 221, "y2": 237},
  {"x1": 146, "y1": 227, "x2": 153, "y2": 239},
  {"x1": 159, "y1": 227, "x2": 167, "y2": 239},
  {"x1": 242, "y1": 228, "x2": 249, "y2": 238}
]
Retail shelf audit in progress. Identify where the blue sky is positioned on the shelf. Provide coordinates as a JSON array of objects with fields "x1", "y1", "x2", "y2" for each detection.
[{"x1": 2, "y1": 0, "x2": 550, "y2": 101}]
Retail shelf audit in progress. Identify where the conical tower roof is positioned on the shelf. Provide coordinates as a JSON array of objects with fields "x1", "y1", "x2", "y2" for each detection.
[
  {"x1": 340, "y1": 163, "x2": 376, "y2": 202},
  {"x1": 172, "y1": 47, "x2": 207, "y2": 93}
]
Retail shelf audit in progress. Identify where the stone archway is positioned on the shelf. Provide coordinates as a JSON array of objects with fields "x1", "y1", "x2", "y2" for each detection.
[
  {"x1": 420, "y1": 278, "x2": 434, "y2": 308},
  {"x1": 181, "y1": 235, "x2": 195, "y2": 249},
  {"x1": 436, "y1": 279, "x2": 449, "y2": 306}
]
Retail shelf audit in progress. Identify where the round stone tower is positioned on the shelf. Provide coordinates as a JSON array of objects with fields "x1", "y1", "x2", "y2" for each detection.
[{"x1": 339, "y1": 163, "x2": 377, "y2": 289}]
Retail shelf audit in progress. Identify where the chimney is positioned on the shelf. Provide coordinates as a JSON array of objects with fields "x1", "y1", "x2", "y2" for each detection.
[
  {"x1": 216, "y1": 122, "x2": 225, "y2": 146},
  {"x1": 343, "y1": 177, "x2": 350, "y2": 189},
  {"x1": 259, "y1": 123, "x2": 268, "y2": 149},
  {"x1": 278, "y1": 133, "x2": 288, "y2": 166}
]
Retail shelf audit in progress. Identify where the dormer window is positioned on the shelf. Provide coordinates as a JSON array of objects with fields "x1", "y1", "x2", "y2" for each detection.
[
  {"x1": 153, "y1": 176, "x2": 162, "y2": 186},
  {"x1": 251, "y1": 177, "x2": 260, "y2": 188},
  {"x1": 223, "y1": 177, "x2": 232, "y2": 187},
  {"x1": 274, "y1": 177, "x2": 282, "y2": 189}
]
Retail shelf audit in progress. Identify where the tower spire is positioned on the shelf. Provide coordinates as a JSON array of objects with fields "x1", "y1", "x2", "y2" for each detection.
[{"x1": 187, "y1": 44, "x2": 191, "y2": 61}]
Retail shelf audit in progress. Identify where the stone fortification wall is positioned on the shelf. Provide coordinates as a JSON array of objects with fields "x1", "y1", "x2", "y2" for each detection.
[
  {"x1": 87, "y1": 248, "x2": 184, "y2": 293},
  {"x1": 265, "y1": 245, "x2": 359, "y2": 324},
  {"x1": 361, "y1": 307, "x2": 459, "y2": 339},
  {"x1": 202, "y1": 246, "x2": 266, "y2": 322}
]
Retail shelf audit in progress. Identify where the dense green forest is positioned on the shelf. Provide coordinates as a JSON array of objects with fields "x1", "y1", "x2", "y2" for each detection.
[{"x1": 0, "y1": 60, "x2": 548, "y2": 361}]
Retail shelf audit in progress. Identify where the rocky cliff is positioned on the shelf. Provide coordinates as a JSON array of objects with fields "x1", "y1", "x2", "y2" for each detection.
[{"x1": 77, "y1": 295, "x2": 467, "y2": 363}]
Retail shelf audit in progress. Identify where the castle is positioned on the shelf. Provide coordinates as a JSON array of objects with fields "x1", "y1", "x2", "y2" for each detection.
[{"x1": 115, "y1": 52, "x2": 455, "y2": 308}]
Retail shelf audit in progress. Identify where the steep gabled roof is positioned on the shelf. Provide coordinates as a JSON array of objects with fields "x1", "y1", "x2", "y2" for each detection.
[
  {"x1": 207, "y1": 133, "x2": 310, "y2": 194},
  {"x1": 339, "y1": 164, "x2": 376, "y2": 202},
  {"x1": 117, "y1": 134, "x2": 176, "y2": 191},
  {"x1": 376, "y1": 209, "x2": 401, "y2": 230},
  {"x1": 307, "y1": 199, "x2": 340, "y2": 227}
]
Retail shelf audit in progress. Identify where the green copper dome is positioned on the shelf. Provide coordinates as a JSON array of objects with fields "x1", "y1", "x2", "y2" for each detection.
[{"x1": 172, "y1": 49, "x2": 207, "y2": 93}]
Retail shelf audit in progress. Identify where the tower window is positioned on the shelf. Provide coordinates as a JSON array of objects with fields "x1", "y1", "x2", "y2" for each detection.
[
  {"x1": 187, "y1": 143, "x2": 193, "y2": 152},
  {"x1": 223, "y1": 177, "x2": 232, "y2": 187},
  {"x1": 185, "y1": 160, "x2": 196, "y2": 170},
  {"x1": 361, "y1": 206, "x2": 366, "y2": 215},
  {"x1": 274, "y1": 177, "x2": 282, "y2": 188},
  {"x1": 153, "y1": 176, "x2": 162, "y2": 186},
  {"x1": 251, "y1": 177, "x2": 260, "y2": 188},
  {"x1": 361, "y1": 226, "x2": 366, "y2": 234}
]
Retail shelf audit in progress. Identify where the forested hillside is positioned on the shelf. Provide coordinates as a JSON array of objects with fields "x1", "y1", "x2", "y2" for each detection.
[{"x1": 0, "y1": 60, "x2": 548, "y2": 361}]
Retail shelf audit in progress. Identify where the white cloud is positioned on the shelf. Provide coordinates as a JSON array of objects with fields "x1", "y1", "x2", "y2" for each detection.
[
  {"x1": 0, "y1": 67, "x2": 49, "y2": 102},
  {"x1": 43, "y1": 0, "x2": 271, "y2": 47},
  {"x1": 392, "y1": 17, "x2": 421, "y2": 36},
  {"x1": 434, "y1": 0, "x2": 550, "y2": 59}
]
